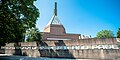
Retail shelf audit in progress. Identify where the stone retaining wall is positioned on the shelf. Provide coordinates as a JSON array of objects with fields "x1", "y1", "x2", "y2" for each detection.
[{"x1": 2, "y1": 38, "x2": 120, "y2": 60}]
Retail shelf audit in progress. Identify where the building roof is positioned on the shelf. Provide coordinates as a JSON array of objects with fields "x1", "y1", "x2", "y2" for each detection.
[
  {"x1": 47, "y1": 15, "x2": 62, "y2": 25},
  {"x1": 43, "y1": 2, "x2": 65, "y2": 34},
  {"x1": 46, "y1": 2, "x2": 62, "y2": 26}
]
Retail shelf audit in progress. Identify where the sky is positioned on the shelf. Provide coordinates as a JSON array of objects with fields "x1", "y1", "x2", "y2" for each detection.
[{"x1": 35, "y1": 0, "x2": 120, "y2": 37}]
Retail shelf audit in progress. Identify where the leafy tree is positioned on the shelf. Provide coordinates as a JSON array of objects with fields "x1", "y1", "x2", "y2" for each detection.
[
  {"x1": 117, "y1": 28, "x2": 120, "y2": 38},
  {"x1": 96, "y1": 30, "x2": 114, "y2": 38},
  {"x1": 25, "y1": 27, "x2": 41, "y2": 42},
  {"x1": 0, "y1": 0, "x2": 39, "y2": 45}
]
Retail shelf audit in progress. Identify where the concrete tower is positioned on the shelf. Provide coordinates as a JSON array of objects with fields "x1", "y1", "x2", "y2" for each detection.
[
  {"x1": 43, "y1": 2, "x2": 66, "y2": 35},
  {"x1": 41, "y1": 2, "x2": 81, "y2": 40}
]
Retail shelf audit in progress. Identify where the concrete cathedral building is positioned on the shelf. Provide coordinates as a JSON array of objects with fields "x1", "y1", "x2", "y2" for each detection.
[
  {"x1": 41, "y1": 2, "x2": 81, "y2": 40},
  {"x1": 3, "y1": 1, "x2": 120, "y2": 60}
]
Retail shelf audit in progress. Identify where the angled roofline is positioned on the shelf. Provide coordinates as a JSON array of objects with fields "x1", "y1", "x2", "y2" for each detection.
[{"x1": 46, "y1": 2, "x2": 63, "y2": 26}]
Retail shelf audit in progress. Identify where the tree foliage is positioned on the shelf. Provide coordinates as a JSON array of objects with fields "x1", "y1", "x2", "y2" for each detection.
[
  {"x1": 117, "y1": 28, "x2": 120, "y2": 38},
  {"x1": 96, "y1": 30, "x2": 114, "y2": 38},
  {"x1": 0, "y1": 0, "x2": 39, "y2": 45},
  {"x1": 25, "y1": 27, "x2": 41, "y2": 42}
]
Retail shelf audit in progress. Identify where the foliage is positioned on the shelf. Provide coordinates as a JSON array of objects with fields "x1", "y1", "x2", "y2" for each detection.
[
  {"x1": 96, "y1": 30, "x2": 114, "y2": 38},
  {"x1": 117, "y1": 28, "x2": 120, "y2": 38},
  {"x1": 25, "y1": 27, "x2": 41, "y2": 42},
  {"x1": 0, "y1": 0, "x2": 39, "y2": 45}
]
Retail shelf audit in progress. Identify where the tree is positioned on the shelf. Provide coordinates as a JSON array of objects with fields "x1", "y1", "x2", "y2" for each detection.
[
  {"x1": 25, "y1": 27, "x2": 41, "y2": 42},
  {"x1": 0, "y1": 0, "x2": 39, "y2": 45},
  {"x1": 96, "y1": 30, "x2": 114, "y2": 38},
  {"x1": 117, "y1": 28, "x2": 120, "y2": 38}
]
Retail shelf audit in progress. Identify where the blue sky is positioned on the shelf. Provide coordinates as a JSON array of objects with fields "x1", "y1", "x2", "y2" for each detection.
[{"x1": 35, "y1": 0, "x2": 120, "y2": 37}]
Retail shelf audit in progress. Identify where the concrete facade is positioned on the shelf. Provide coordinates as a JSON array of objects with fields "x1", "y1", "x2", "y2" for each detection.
[
  {"x1": 41, "y1": 15, "x2": 81, "y2": 40},
  {"x1": 41, "y1": 32, "x2": 80, "y2": 40},
  {"x1": 41, "y1": 2, "x2": 81, "y2": 40},
  {"x1": 2, "y1": 38, "x2": 120, "y2": 60},
  {"x1": 43, "y1": 24, "x2": 66, "y2": 35},
  {"x1": 1, "y1": 2, "x2": 120, "y2": 60}
]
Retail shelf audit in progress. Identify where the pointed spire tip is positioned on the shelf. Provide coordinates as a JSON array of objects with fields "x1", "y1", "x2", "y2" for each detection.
[{"x1": 54, "y1": 1, "x2": 57, "y2": 16}]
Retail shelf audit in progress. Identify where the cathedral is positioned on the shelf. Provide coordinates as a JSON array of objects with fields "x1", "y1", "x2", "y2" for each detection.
[
  {"x1": 3, "y1": 2, "x2": 120, "y2": 60},
  {"x1": 41, "y1": 2, "x2": 81, "y2": 40}
]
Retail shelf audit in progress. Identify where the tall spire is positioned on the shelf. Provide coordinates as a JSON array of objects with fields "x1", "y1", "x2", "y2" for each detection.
[
  {"x1": 43, "y1": 1, "x2": 66, "y2": 34},
  {"x1": 54, "y1": 2, "x2": 57, "y2": 16},
  {"x1": 46, "y1": 1, "x2": 62, "y2": 25}
]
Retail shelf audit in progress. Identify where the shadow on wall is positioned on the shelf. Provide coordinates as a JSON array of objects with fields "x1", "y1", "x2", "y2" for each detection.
[
  {"x1": 55, "y1": 40, "x2": 74, "y2": 58},
  {"x1": 38, "y1": 40, "x2": 74, "y2": 58},
  {"x1": 13, "y1": 43, "x2": 22, "y2": 55},
  {"x1": 37, "y1": 41, "x2": 57, "y2": 57},
  {"x1": 0, "y1": 48, "x2": 5, "y2": 54}
]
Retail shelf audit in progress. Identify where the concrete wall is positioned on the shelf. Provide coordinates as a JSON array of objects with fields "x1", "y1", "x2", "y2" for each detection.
[
  {"x1": 50, "y1": 25, "x2": 66, "y2": 35},
  {"x1": 2, "y1": 38, "x2": 120, "y2": 60},
  {"x1": 41, "y1": 32, "x2": 80, "y2": 40},
  {"x1": 43, "y1": 24, "x2": 66, "y2": 35}
]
